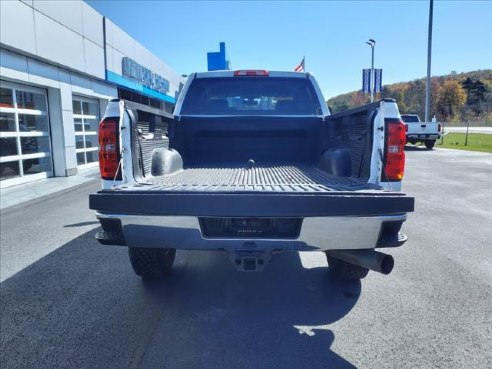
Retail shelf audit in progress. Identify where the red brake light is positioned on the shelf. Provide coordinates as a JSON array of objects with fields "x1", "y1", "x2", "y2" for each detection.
[
  {"x1": 384, "y1": 120, "x2": 406, "y2": 181},
  {"x1": 234, "y1": 70, "x2": 269, "y2": 77},
  {"x1": 98, "y1": 118, "x2": 121, "y2": 180}
]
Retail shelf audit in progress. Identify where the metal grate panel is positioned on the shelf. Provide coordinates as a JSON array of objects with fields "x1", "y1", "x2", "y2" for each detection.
[{"x1": 136, "y1": 120, "x2": 169, "y2": 177}]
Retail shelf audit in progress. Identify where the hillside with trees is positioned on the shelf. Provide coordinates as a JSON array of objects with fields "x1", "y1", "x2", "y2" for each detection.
[{"x1": 327, "y1": 70, "x2": 492, "y2": 124}]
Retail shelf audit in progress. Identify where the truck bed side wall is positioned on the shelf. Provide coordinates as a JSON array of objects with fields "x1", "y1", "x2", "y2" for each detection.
[
  {"x1": 131, "y1": 111, "x2": 172, "y2": 179},
  {"x1": 324, "y1": 110, "x2": 375, "y2": 179}
]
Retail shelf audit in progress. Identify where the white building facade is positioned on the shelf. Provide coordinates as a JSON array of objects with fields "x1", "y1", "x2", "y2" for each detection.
[{"x1": 0, "y1": 0, "x2": 183, "y2": 187}]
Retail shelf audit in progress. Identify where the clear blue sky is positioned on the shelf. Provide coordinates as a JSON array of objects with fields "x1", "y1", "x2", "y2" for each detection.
[{"x1": 87, "y1": 0, "x2": 492, "y2": 99}]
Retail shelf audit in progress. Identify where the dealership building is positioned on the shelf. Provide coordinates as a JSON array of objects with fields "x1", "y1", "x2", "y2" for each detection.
[{"x1": 0, "y1": 0, "x2": 184, "y2": 188}]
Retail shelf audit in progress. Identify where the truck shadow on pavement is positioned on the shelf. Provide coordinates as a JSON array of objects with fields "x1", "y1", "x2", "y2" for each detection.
[
  {"x1": 404, "y1": 145, "x2": 432, "y2": 151},
  {"x1": 1, "y1": 230, "x2": 360, "y2": 369}
]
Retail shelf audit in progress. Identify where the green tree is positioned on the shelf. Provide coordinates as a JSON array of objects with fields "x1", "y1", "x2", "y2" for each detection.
[
  {"x1": 436, "y1": 80, "x2": 467, "y2": 121},
  {"x1": 472, "y1": 80, "x2": 487, "y2": 103},
  {"x1": 461, "y1": 78, "x2": 488, "y2": 116},
  {"x1": 461, "y1": 77, "x2": 474, "y2": 104}
]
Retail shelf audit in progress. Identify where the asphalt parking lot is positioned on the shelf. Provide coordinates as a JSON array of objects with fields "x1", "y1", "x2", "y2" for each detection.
[{"x1": 1, "y1": 148, "x2": 491, "y2": 369}]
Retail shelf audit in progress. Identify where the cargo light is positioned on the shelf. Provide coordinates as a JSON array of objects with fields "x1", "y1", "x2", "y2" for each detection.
[
  {"x1": 234, "y1": 70, "x2": 269, "y2": 77},
  {"x1": 98, "y1": 118, "x2": 122, "y2": 180},
  {"x1": 384, "y1": 120, "x2": 406, "y2": 181}
]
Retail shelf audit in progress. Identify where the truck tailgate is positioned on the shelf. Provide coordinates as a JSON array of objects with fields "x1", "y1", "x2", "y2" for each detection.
[
  {"x1": 91, "y1": 165, "x2": 414, "y2": 217},
  {"x1": 89, "y1": 189, "x2": 414, "y2": 218},
  {"x1": 407, "y1": 122, "x2": 439, "y2": 135}
]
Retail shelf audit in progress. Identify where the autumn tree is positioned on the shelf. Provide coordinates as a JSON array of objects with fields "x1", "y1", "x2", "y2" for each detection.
[
  {"x1": 435, "y1": 80, "x2": 466, "y2": 121},
  {"x1": 405, "y1": 79, "x2": 426, "y2": 115},
  {"x1": 381, "y1": 84, "x2": 408, "y2": 112},
  {"x1": 327, "y1": 93, "x2": 352, "y2": 113},
  {"x1": 326, "y1": 70, "x2": 490, "y2": 121},
  {"x1": 351, "y1": 91, "x2": 369, "y2": 106}
]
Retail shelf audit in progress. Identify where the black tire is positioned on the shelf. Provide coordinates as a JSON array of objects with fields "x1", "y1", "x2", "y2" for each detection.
[
  {"x1": 128, "y1": 247, "x2": 176, "y2": 279},
  {"x1": 326, "y1": 254, "x2": 369, "y2": 280},
  {"x1": 425, "y1": 140, "x2": 435, "y2": 150}
]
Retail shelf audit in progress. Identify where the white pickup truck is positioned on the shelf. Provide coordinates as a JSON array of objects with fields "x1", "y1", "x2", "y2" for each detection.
[
  {"x1": 90, "y1": 70, "x2": 414, "y2": 280},
  {"x1": 401, "y1": 114, "x2": 441, "y2": 149}
]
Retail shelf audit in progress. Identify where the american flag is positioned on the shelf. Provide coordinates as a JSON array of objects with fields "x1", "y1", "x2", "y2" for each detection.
[{"x1": 294, "y1": 57, "x2": 305, "y2": 72}]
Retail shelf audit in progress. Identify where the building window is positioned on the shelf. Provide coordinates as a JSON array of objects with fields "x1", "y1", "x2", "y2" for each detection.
[
  {"x1": 0, "y1": 82, "x2": 53, "y2": 185},
  {"x1": 72, "y1": 97, "x2": 99, "y2": 167}
]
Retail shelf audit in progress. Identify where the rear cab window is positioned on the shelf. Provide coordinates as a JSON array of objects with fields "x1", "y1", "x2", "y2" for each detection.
[
  {"x1": 180, "y1": 77, "x2": 322, "y2": 115},
  {"x1": 401, "y1": 115, "x2": 420, "y2": 123}
]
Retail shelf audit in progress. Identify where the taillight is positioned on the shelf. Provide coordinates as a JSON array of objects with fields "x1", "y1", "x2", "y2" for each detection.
[
  {"x1": 438, "y1": 123, "x2": 441, "y2": 132},
  {"x1": 98, "y1": 118, "x2": 121, "y2": 180},
  {"x1": 234, "y1": 70, "x2": 269, "y2": 76},
  {"x1": 384, "y1": 120, "x2": 406, "y2": 181}
]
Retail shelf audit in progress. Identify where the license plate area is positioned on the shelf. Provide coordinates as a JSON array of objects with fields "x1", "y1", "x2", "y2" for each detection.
[{"x1": 199, "y1": 217, "x2": 303, "y2": 239}]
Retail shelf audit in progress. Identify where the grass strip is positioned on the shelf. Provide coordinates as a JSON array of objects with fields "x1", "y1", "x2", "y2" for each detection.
[{"x1": 436, "y1": 133, "x2": 492, "y2": 153}]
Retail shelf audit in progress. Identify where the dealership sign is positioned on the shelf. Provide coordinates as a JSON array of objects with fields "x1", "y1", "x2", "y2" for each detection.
[
  {"x1": 374, "y1": 69, "x2": 383, "y2": 93},
  {"x1": 362, "y1": 69, "x2": 371, "y2": 93},
  {"x1": 362, "y1": 68, "x2": 383, "y2": 93},
  {"x1": 122, "y1": 57, "x2": 170, "y2": 94}
]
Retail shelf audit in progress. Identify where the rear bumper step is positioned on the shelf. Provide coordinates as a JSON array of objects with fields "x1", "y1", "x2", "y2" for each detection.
[
  {"x1": 89, "y1": 191, "x2": 414, "y2": 217},
  {"x1": 407, "y1": 134, "x2": 440, "y2": 140},
  {"x1": 94, "y1": 213, "x2": 409, "y2": 251}
]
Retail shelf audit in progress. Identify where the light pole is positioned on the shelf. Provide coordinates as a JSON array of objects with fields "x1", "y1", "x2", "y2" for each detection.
[
  {"x1": 366, "y1": 39, "x2": 375, "y2": 102},
  {"x1": 424, "y1": 0, "x2": 434, "y2": 122}
]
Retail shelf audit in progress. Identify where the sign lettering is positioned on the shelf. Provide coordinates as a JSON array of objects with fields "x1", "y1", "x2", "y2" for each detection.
[{"x1": 122, "y1": 57, "x2": 170, "y2": 94}]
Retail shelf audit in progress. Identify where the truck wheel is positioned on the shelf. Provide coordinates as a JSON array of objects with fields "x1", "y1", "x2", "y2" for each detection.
[
  {"x1": 425, "y1": 140, "x2": 435, "y2": 150},
  {"x1": 326, "y1": 254, "x2": 369, "y2": 280},
  {"x1": 128, "y1": 247, "x2": 176, "y2": 279}
]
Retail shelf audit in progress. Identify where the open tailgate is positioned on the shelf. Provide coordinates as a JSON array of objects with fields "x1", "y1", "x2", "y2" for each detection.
[{"x1": 89, "y1": 190, "x2": 414, "y2": 217}]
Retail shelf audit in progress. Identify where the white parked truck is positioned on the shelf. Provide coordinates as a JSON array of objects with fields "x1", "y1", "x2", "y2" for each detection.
[
  {"x1": 89, "y1": 70, "x2": 414, "y2": 280},
  {"x1": 401, "y1": 114, "x2": 441, "y2": 149}
]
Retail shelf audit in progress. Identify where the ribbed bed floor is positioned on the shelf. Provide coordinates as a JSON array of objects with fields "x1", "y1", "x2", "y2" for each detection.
[{"x1": 129, "y1": 166, "x2": 376, "y2": 193}]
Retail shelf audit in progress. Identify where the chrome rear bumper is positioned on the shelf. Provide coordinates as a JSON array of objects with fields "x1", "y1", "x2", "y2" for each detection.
[
  {"x1": 407, "y1": 134, "x2": 440, "y2": 140},
  {"x1": 95, "y1": 212, "x2": 407, "y2": 252}
]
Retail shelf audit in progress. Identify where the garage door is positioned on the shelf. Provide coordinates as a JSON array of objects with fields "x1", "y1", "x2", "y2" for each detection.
[{"x1": 0, "y1": 81, "x2": 53, "y2": 187}]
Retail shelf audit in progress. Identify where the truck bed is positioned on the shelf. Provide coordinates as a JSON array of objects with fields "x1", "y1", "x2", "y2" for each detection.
[{"x1": 127, "y1": 165, "x2": 380, "y2": 193}]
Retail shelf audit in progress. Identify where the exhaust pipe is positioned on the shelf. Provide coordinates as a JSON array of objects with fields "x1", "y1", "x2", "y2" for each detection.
[{"x1": 327, "y1": 249, "x2": 394, "y2": 275}]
